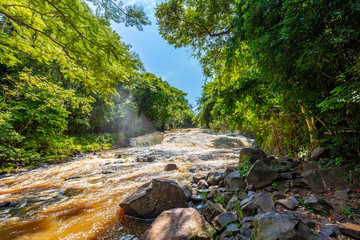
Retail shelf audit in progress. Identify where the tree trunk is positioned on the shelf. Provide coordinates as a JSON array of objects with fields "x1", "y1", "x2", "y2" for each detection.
[{"x1": 299, "y1": 103, "x2": 318, "y2": 147}]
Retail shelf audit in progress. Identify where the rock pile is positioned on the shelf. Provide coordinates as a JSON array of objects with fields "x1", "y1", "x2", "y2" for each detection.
[{"x1": 119, "y1": 148, "x2": 360, "y2": 240}]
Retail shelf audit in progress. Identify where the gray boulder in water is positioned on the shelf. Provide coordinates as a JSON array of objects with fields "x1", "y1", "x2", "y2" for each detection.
[{"x1": 119, "y1": 178, "x2": 187, "y2": 219}]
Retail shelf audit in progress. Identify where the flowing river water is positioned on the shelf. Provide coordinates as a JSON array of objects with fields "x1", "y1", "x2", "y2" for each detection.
[{"x1": 0, "y1": 128, "x2": 254, "y2": 240}]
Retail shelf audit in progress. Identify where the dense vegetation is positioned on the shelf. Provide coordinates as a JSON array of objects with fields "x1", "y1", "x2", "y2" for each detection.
[
  {"x1": 156, "y1": 0, "x2": 360, "y2": 163},
  {"x1": 0, "y1": 0, "x2": 193, "y2": 173}
]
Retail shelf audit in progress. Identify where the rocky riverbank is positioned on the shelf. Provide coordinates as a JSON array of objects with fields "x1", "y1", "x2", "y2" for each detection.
[{"x1": 120, "y1": 148, "x2": 360, "y2": 240}]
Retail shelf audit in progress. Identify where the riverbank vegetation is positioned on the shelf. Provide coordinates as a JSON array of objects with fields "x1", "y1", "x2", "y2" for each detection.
[
  {"x1": 0, "y1": 0, "x2": 193, "y2": 173},
  {"x1": 156, "y1": 0, "x2": 360, "y2": 162}
]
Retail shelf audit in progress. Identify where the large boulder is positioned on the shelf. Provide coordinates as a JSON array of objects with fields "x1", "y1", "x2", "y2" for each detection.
[
  {"x1": 302, "y1": 166, "x2": 350, "y2": 193},
  {"x1": 254, "y1": 212, "x2": 316, "y2": 240},
  {"x1": 240, "y1": 148, "x2": 267, "y2": 164},
  {"x1": 224, "y1": 172, "x2": 246, "y2": 191},
  {"x1": 142, "y1": 208, "x2": 215, "y2": 240},
  {"x1": 119, "y1": 178, "x2": 187, "y2": 219},
  {"x1": 246, "y1": 160, "x2": 279, "y2": 189}
]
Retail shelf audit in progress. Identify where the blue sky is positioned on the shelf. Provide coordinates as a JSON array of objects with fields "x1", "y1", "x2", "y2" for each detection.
[{"x1": 111, "y1": 0, "x2": 204, "y2": 108}]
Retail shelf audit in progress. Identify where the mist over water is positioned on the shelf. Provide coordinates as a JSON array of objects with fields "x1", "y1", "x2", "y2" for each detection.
[{"x1": 0, "y1": 128, "x2": 253, "y2": 240}]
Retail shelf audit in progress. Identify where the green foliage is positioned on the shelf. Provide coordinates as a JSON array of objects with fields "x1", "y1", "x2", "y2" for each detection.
[
  {"x1": 0, "y1": 0, "x2": 194, "y2": 173},
  {"x1": 158, "y1": 0, "x2": 360, "y2": 160},
  {"x1": 211, "y1": 191, "x2": 225, "y2": 207},
  {"x1": 339, "y1": 206, "x2": 355, "y2": 219},
  {"x1": 236, "y1": 155, "x2": 252, "y2": 177}
]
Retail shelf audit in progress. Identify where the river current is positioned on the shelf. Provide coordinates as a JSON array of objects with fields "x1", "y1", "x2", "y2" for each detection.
[{"x1": 0, "y1": 128, "x2": 253, "y2": 240}]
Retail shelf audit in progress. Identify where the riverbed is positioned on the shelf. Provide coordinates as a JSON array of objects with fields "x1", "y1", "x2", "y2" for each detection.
[{"x1": 0, "y1": 128, "x2": 253, "y2": 240}]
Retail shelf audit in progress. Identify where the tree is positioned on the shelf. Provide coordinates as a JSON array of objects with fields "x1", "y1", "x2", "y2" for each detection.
[{"x1": 0, "y1": 0, "x2": 149, "y2": 96}]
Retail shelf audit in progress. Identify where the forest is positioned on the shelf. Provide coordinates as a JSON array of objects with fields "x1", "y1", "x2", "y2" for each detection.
[
  {"x1": 0, "y1": 0, "x2": 193, "y2": 173},
  {"x1": 156, "y1": 0, "x2": 360, "y2": 163},
  {"x1": 1, "y1": 0, "x2": 360, "y2": 173}
]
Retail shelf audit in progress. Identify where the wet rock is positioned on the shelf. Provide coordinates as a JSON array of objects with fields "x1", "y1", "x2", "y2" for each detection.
[
  {"x1": 119, "y1": 178, "x2": 187, "y2": 219},
  {"x1": 142, "y1": 208, "x2": 214, "y2": 240},
  {"x1": 0, "y1": 201, "x2": 11, "y2": 208},
  {"x1": 197, "y1": 179, "x2": 209, "y2": 189},
  {"x1": 164, "y1": 163, "x2": 178, "y2": 171},
  {"x1": 102, "y1": 169, "x2": 116, "y2": 174},
  {"x1": 64, "y1": 176, "x2": 81, "y2": 181},
  {"x1": 302, "y1": 167, "x2": 350, "y2": 193},
  {"x1": 224, "y1": 172, "x2": 246, "y2": 192},
  {"x1": 193, "y1": 173, "x2": 206, "y2": 184},
  {"x1": 220, "y1": 224, "x2": 241, "y2": 240},
  {"x1": 339, "y1": 223, "x2": 360, "y2": 239},
  {"x1": 212, "y1": 212, "x2": 237, "y2": 231},
  {"x1": 239, "y1": 148, "x2": 267, "y2": 164},
  {"x1": 207, "y1": 172, "x2": 226, "y2": 186},
  {"x1": 246, "y1": 160, "x2": 279, "y2": 189},
  {"x1": 303, "y1": 162, "x2": 320, "y2": 172},
  {"x1": 276, "y1": 198, "x2": 299, "y2": 210},
  {"x1": 202, "y1": 202, "x2": 226, "y2": 223},
  {"x1": 254, "y1": 212, "x2": 315, "y2": 240},
  {"x1": 114, "y1": 153, "x2": 122, "y2": 158},
  {"x1": 304, "y1": 196, "x2": 333, "y2": 216},
  {"x1": 225, "y1": 166, "x2": 237, "y2": 173},
  {"x1": 136, "y1": 156, "x2": 156, "y2": 162}
]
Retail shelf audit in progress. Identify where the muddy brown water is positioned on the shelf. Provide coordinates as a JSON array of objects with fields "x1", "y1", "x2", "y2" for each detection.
[{"x1": 0, "y1": 129, "x2": 253, "y2": 240}]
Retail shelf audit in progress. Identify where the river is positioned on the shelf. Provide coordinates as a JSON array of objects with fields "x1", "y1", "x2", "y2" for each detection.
[{"x1": 0, "y1": 128, "x2": 254, "y2": 240}]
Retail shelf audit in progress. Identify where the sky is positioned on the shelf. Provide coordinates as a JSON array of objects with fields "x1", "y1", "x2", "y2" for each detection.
[{"x1": 111, "y1": 0, "x2": 204, "y2": 108}]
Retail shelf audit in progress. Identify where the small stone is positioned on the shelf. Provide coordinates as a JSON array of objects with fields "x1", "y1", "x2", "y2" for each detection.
[
  {"x1": 0, "y1": 201, "x2": 11, "y2": 208},
  {"x1": 202, "y1": 202, "x2": 226, "y2": 223},
  {"x1": 64, "y1": 176, "x2": 81, "y2": 181},
  {"x1": 227, "y1": 196, "x2": 239, "y2": 211},
  {"x1": 164, "y1": 163, "x2": 178, "y2": 171},
  {"x1": 114, "y1": 153, "x2": 122, "y2": 158},
  {"x1": 193, "y1": 173, "x2": 206, "y2": 184},
  {"x1": 102, "y1": 169, "x2": 115, "y2": 174},
  {"x1": 277, "y1": 198, "x2": 298, "y2": 210},
  {"x1": 197, "y1": 179, "x2": 209, "y2": 189},
  {"x1": 212, "y1": 212, "x2": 237, "y2": 231},
  {"x1": 220, "y1": 224, "x2": 241, "y2": 240},
  {"x1": 207, "y1": 172, "x2": 226, "y2": 186},
  {"x1": 224, "y1": 171, "x2": 246, "y2": 192}
]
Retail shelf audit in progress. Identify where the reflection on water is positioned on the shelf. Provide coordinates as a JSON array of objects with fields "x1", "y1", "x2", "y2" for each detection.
[{"x1": 0, "y1": 129, "x2": 253, "y2": 240}]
